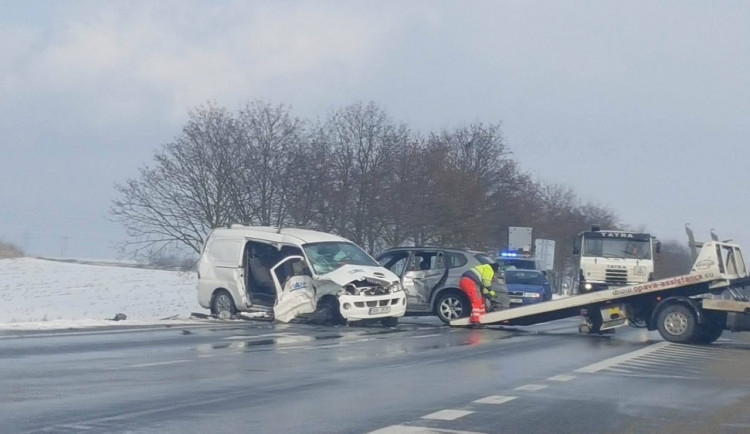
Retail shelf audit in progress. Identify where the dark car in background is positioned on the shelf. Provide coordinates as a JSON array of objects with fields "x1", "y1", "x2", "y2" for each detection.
[
  {"x1": 505, "y1": 269, "x2": 551, "y2": 306},
  {"x1": 376, "y1": 247, "x2": 509, "y2": 324}
]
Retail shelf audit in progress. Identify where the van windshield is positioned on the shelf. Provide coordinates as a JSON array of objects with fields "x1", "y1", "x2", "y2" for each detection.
[{"x1": 303, "y1": 242, "x2": 379, "y2": 275}]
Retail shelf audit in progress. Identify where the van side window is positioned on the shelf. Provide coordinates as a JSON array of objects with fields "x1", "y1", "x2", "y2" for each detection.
[{"x1": 211, "y1": 239, "x2": 243, "y2": 266}]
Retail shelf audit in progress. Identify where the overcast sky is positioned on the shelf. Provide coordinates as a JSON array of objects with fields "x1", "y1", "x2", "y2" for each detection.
[{"x1": 2, "y1": 0, "x2": 749, "y2": 259}]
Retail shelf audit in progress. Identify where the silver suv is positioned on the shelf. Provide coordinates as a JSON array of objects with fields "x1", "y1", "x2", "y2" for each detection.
[{"x1": 376, "y1": 247, "x2": 508, "y2": 324}]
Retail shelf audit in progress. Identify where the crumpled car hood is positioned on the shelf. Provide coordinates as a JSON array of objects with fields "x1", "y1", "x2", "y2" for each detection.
[{"x1": 321, "y1": 264, "x2": 398, "y2": 286}]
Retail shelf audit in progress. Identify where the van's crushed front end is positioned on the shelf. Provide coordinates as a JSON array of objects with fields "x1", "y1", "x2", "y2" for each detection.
[
  {"x1": 322, "y1": 266, "x2": 407, "y2": 321},
  {"x1": 338, "y1": 277, "x2": 407, "y2": 321}
]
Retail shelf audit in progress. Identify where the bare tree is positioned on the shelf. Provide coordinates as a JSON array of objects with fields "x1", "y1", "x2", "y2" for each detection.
[
  {"x1": 230, "y1": 101, "x2": 303, "y2": 227},
  {"x1": 322, "y1": 102, "x2": 402, "y2": 251},
  {"x1": 110, "y1": 103, "x2": 240, "y2": 256},
  {"x1": 111, "y1": 99, "x2": 625, "y2": 267}
]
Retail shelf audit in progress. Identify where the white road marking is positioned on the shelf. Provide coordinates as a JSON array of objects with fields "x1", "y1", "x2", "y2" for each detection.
[
  {"x1": 604, "y1": 372, "x2": 704, "y2": 380},
  {"x1": 58, "y1": 424, "x2": 94, "y2": 430},
  {"x1": 661, "y1": 345, "x2": 713, "y2": 354},
  {"x1": 127, "y1": 359, "x2": 191, "y2": 368},
  {"x1": 605, "y1": 367, "x2": 634, "y2": 374},
  {"x1": 575, "y1": 341, "x2": 670, "y2": 373},
  {"x1": 368, "y1": 425, "x2": 484, "y2": 434},
  {"x1": 421, "y1": 409, "x2": 474, "y2": 420},
  {"x1": 548, "y1": 374, "x2": 576, "y2": 382},
  {"x1": 638, "y1": 353, "x2": 703, "y2": 362},
  {"x1": 222, "y1": 333, "x2": 292, "y2": 340},
  {"x1": 473, "y1": 395, "x2": 517, "y2": 405},
  {"x1": 661, "y1": 346, "x2": 714, "y2": 354},
  {"x1": 513, "y1": 384, "x2": 547, "y2": 392},
  {"x1": 275, "y1": 335, "x2": 316, "y2": 344},
  {"x1": 619, "y1": 359, "x2": 674, "y2": 367}
]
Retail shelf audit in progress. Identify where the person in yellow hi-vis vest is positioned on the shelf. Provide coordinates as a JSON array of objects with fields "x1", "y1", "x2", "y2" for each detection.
[{"x1": 459, "y1": 263, "x2": 499, "y2": 325}]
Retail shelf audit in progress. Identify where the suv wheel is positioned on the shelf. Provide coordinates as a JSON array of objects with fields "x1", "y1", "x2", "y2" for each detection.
[{"x1": 435, "y1": 291, "x2": 469, "y2": 324}]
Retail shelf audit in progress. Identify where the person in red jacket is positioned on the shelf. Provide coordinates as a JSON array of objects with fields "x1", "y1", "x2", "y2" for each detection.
[{"x1": 459, "y1": 263, "x2": 499, "y2": 325}]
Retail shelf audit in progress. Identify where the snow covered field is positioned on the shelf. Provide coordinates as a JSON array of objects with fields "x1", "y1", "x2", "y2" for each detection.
[
  {"x1": 0, "y1": 257, "x2": 201, "y2": 330},
  {"x1": 0, "y1": 257, "x2": 571, "y2": 331}
]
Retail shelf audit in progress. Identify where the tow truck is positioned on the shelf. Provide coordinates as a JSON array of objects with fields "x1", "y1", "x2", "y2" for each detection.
[{"x1": 452, "y1": 233, "x2": 750, "y2": 344}]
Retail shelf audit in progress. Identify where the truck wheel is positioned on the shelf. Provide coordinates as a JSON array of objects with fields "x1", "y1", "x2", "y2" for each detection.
[
  {"x1": 381, "y1": 317, "x2": 398, "y2": 327},
  {"x1": 696, "y1": 323, "x2": 723, "y2": 344},
  {"x1": 435, "y1": 291, "x2": 469, "y2": 324},
  {"x1": 656, "y1": 304, "x2": 697, "y2": 343},
  {"x1": 211, "y1": 290, "x2": 237, "y2": 319}
]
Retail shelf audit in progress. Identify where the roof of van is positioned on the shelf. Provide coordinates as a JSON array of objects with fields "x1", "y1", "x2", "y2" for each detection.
[{"x1": 209, "y1": 225, "x2": 350, "y2": 245}]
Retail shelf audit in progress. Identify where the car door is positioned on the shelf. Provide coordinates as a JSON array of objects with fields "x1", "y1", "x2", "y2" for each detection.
[
  {"x1": 205, "y1": 237, "x2": 247, "y2": 307},
  {"x1": 402, "y1": 251, "x2": 448, "y2": 310},
  {"x1": 270, "y1": 255, "x2": 317, "y2": 322}
]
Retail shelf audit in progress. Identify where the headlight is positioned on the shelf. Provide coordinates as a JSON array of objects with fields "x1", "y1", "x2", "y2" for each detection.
[
  {"x1": 387, "y1": 282, "x2": 403, "y2": 293},
  {"x1": 523, "y1": 292, "x2": 541, "y2": 298}
]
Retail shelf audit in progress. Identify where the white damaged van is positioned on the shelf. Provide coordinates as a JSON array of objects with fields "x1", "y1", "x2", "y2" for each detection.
[{"x1": 197, "y1": 225, "x2": 406, "y2": 326}]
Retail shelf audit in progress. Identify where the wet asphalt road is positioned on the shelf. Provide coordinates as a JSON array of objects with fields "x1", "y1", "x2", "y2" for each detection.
[{"x1": 2, "y1": 317, "x2": 750, "y2": 433}]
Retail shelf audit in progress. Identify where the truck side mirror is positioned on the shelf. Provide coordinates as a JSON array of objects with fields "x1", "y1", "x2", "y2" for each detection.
[
  {"x1": 573, "y1": 246, "x2": 580, "y2": 255},
  {"x1": 656, "y1": 241, "x2": 662, "y2": 254}
]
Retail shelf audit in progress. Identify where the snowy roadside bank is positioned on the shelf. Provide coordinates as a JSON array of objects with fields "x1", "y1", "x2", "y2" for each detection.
[{"x1": 0, "y1": 258, "x2": 201, "y2": 330}]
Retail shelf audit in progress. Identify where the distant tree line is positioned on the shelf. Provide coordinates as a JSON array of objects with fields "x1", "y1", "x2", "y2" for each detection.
[{"x1": 111, "y1": 100, "x2": 690, "y2": 278}]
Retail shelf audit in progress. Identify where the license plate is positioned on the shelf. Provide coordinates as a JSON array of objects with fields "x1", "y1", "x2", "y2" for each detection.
[
  {"x1": 369, "y1": 306, "x2": 391, "y2": 315},
  {"x1": 510, "y1": 298, "x2": 523, "y2": 303}
]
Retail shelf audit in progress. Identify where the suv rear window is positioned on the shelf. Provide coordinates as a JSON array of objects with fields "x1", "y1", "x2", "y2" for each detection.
[
  {"x1": 446, "y1": 252, "x2": 468, "y2": 268},
  {"x1": 474, "y1": 253, "x2": 494, "y2": 265}
]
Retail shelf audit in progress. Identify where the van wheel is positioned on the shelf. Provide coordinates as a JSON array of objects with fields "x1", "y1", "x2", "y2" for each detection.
[
  {"x1": 381, "y1": 317, "x2": 398, "y2": 327},
  {"x1": 311, "y1": 296, "x2": 345, "y2": 325},
  {"x1": 435, "y1": 291, "x2": 469, "y2": 325},
  {"x1": 656, "y1": 304, "x2": 697, "y2": 343},
  {"x1": 211, "y1": 290, "x2": 237, "y2": 319}
]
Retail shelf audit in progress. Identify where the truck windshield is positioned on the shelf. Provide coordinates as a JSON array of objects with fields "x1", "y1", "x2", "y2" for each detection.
[
  {"x1": 303, "y1": 242, "x2": 379, "y2": 275},
  {"x1": 583, "y1": 238, "x2": 651, "y2": 259}
]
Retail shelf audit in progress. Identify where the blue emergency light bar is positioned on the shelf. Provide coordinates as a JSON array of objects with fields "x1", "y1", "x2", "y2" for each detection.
[{"x1": 499, "y1": 249, "x2": 531, "y2": 258}]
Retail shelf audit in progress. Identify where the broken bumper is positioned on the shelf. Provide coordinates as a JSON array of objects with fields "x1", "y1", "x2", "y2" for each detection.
[{"x1": 338, "y1": 293, "x2": 407, "y2": 321}]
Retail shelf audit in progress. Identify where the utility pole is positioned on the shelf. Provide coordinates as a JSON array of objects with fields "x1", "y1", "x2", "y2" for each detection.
[{"x1": 59, "y1": 236, "x2": 68, "y2": 258}]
